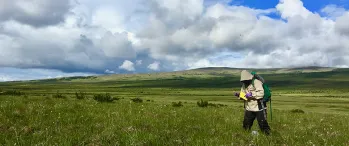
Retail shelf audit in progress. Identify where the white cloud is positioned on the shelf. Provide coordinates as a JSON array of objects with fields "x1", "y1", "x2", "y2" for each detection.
[
  {"x1": 98, "y1": 31, "x2": 136, "y2": 58},
  {"x1": 335, "y1": 13, "x2": 349, "y2": 35},
  {"x1": 0, "y1": 75, "x2": 15, "y2": 82},
  {"x1": 148, "y1": 61, "x2": 160, "y2": 71},
  {"x1": 0, "y1": 0, "x2": 349, "y2": 81},
  {"x1": 204, "y1": 0, "x2": 232, "y2": 6},
  {"x1": 0, "y1": 0, "x2": 72, "y2": 27},
  {"x1": 104, "y1": 69, "x2": 115, "y2": 74},
  {"x1": 0, "y1": 67, "x2": 96, "y2": 82},
  {"x1": 91, "y1": 6, "x2": 125, "y2": 33},
  {"x1": 276, "y1": 0, "x2": 311, "y2": 19},
  {"x1": 336, "y1": 65, "x2": 349, "y2": 68},
  {"x1": 136, "y1": 60, "x2": 142, "y2": 65},
  {"x1": 188, "y1": 59, "x2": 215, "y2": 69},
  {"x1": 321, "y1": 5, "x2": 347, "y2": 19},
  {"x1": 136, "y1": 0, "x2": 349, "y2": 69},
  {"x1": 119, "y1": 60, "x2": 135, "y2": 71}
]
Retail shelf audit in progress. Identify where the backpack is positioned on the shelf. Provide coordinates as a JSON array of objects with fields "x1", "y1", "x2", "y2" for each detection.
[
  {"x1": 251, "y1": 71, "x2": 273, "y2": 121},
  {"x1": 250, "y1": 71, "x2": 272, "y2": 102}
]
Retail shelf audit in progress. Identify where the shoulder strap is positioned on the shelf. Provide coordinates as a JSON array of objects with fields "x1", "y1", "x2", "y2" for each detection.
[
  {"x1": 252, "y1": 77, "x2": 256, "y2": 88},
  {"x1": 250, "y1": 71, "x2": 256, "y2": 88}
]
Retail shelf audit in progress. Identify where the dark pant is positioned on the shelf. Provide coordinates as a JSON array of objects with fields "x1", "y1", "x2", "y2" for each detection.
[{"x1": 243, "y1": 110, "x2": 271, "y2": 135}]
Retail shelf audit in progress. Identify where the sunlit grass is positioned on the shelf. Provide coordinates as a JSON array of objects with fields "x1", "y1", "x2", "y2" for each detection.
[
  {"x1": 0, "y1": 95, "x2": 348, "y2": 145},
  {"x1": 0, "y1": 68, "x2": 349, "y2": 145}
]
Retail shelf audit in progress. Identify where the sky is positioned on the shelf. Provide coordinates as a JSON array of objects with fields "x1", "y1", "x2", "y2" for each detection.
[{"x1": 0, "y1": 0, "x2": 349, "y2": 81}]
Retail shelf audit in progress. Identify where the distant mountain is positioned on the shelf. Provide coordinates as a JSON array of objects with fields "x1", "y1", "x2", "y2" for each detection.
[
  {"x1": 9, "y1": 66, "x2": 345, "y2": 83},
  {"x1": 190, "y1": 66, "x2": 334, "y2": 71}
]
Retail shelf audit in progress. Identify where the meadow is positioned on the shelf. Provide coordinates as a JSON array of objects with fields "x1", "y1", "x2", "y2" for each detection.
[{"x1": 0, "y1": 67, "x2": 348, "y2": 145}]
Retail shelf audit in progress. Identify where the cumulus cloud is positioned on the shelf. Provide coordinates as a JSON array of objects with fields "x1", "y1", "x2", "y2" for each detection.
[
  {"x1": 0, "y1": 67, "x2": 95, "y2": 82},
  {"x1": 104, "y1": 69, "x2": 115, "y2": 74},
  {"x1": 321, "y1": 5, "x2": 347, "y2": 19},
  {"x1": 99, "y1": 31, "x2": 136, "y2": 58},
  {"x1": 0, "y1": 0, "x2": 349, "y2": 81},
  {"x1": 0, "y1": 13, "x2": 137, "y2": 73},
  {"x1": 0, "y1": 21, "x2": 107, "y2": 72},
  {"x1": 335, "y1": 13, "x2": 349, "y2": 35},
  {"x1": 92, "y1": 7, "x2": 124, "y2": 30},
  {"x1": 136, "y1": 60, "x2": 143, "y2": 65},
  {"x1": 276, "y1": 0, "x2": 311, "y2": 19},
  {"x1": 0, "y1": 0, "x2": 72, "y2": 27},
  {"x1": 148, "y1": 61, "x2": 160, "y2": 71},
  {"x1": 119, "y1": 60, "x2": 135, "y2": 71},
  {"x1": 135, "y1": 0, "x2": 280, "y2": 63},
  {"x1": 136, "y1": 0, "x2": 349, "y2": 69},
  {"x1": 204, "y1": 0, "x2": 232, "y2": 6},
  {"x1": 336, "y1": 65, "x2": 349, "y2": 68}
]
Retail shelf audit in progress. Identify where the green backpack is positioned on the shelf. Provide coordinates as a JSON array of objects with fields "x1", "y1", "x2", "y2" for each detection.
[
  {"x1": 251, "y1": 71, "x2": 273, "y2": 121},
  {"x1": 250, "y1": 71, "x2": 272, "y2": 102}
]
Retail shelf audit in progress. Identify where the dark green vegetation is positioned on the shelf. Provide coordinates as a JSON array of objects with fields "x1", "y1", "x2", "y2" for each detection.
[{"x1": 0, "y1": 67, "x2": 349, "y2": 145}]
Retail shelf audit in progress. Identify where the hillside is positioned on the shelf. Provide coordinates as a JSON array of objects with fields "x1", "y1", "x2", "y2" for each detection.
[
  {"x1": 2, "y1": 67, "x2": 349, "y2": 93},
  {"x1": 22, "y1": 66, "x2": 341, "y2": 83}
]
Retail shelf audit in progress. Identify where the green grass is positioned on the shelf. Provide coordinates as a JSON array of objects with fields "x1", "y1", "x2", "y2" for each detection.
[
  {"x1": 0, "y1": 96, "x2": 348, "y2": 145},
  {"x1": 0, "y1": 68, "x2": 349, "y2": 145}
]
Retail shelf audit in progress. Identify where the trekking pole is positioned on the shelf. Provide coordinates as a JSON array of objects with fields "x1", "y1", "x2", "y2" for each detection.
[{"x1": 270, "y1": 98, "x2": 272, "y2": 122}]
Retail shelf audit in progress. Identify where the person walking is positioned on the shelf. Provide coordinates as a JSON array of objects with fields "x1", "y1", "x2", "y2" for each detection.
[{"x1": 234, "y1": 70, "x2": 271, "y2": 135}]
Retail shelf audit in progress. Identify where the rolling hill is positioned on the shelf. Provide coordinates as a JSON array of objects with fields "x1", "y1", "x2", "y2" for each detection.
[
  {"x1": 18, "y1": 66, "x2": 342, "y2": 83},
  {"x1": 2, "y1": 66, "x2": 348, "y2": 93}
]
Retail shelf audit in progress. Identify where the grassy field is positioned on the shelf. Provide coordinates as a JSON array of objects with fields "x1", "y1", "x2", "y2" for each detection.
[{"x1": 0, "y1": 67, "x2": 349, "y2": 145}]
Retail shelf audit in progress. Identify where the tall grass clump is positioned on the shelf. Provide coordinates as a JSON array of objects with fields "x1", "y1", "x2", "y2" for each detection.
[
  {"x1": 290, "y1": 109, "x2": 305, "y2": 114},
  {"x1": 75, "y1": 91, "x2": 87, "y2": 100},
  {"x1": 52, "y1": 91, "x2": 66, "y2": 99},
  {"x1": 197, "y1": 99, "x2": 208, "y2": 107},
  {"x1": 131, "y1": 97, "x2": 143, "y2": 103},
  {"x1": 0, "y1": 90, "x2": 23, "y2": 96},
  {"x1": 93, "y1": 93, "x2": 117, "y2": 103},
  {"x1": 172, "y1": 101, "x2": 183, "y2": 107},
  {"x1": 207, "y1": 103, "x2": 227, "y2": 108}
]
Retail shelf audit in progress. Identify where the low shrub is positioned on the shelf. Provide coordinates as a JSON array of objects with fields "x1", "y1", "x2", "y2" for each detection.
[
  {"x1": 52, "y1": 91, "x2": 66, "y2": 99},
  {"x1": 75, "y1": 91, "x2": 87, "y2": 100},
  {"x1": 290, "y1": 109, "x2": 305, "y2": 114},
  {"x1": 208, "y1": 103, "x2": 218, "y2": 107},
  {"x1": 113, "y1": 97, "x2": 120, "y2": 101},
  {"x1": 131, "y1": 97, "x2": 143, "y2": 103},
  {"x1": 208, "y1": 103, "x2": 228, "y2": 107},
  {"x1": 93, "y1": 93, "x2": 114, "y2": 103},
  {"x1": 172, "y1": 101, "x2": 183, "y2": 107},
  {"x1": 0, "y1": 90, "x2": 23, "y2": 96},
  {"x1": 197, "y1": 99, "x2": 208, "y2": 107}
]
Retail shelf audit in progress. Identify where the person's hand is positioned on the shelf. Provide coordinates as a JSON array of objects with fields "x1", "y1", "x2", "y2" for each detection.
[
  {"x1": 245, "y1": 92, "x2": 253, "y2": 98},
  {"x1": 234, "y1": 92, "x2": 240, "y2": 97}
]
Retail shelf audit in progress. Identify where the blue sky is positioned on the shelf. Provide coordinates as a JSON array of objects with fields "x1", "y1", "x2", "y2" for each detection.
[
  {"x1": 0, "y1": 0, "x2": 349, "y2": 81},
  {"x1": 235, "y1": 0, "x2": 348, "y2": 11},
  {"x1": 232, "y1": 0, "x2": 349, "y2": 19}
]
